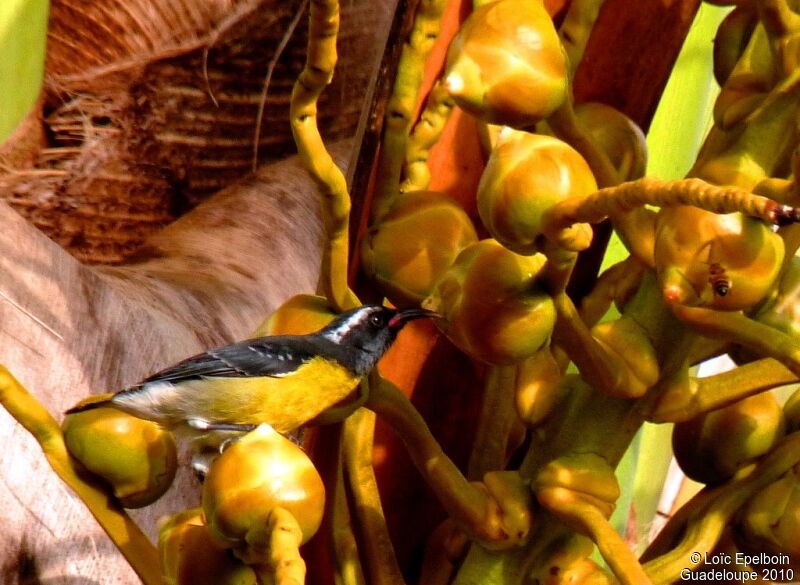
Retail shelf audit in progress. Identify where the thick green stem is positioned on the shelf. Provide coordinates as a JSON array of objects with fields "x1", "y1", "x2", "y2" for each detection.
[
  {"x1": 400, "y1": 80, "x2": 455, "y2": 193},
  {"x1": 547, "y1": 98, "x2": 620, "y2": 189},
  {"x1": 559, "y1": 0, "x2": 606, "y2": 76},
  {"x1": 0, "y1": 366, "x2": 161, "y2": 585},
  {"x1": 569, "y1": 503, "x2": 651, "y2": 585},
  {"x1": 672, "y1": 304, "x2": 800, "y2": 376},
  {"x1": 331, "y1": 449, "x2": 367, "y2": 585},
  {"x1": 544, "y1": 177, "x2": 798, "y2": 240},
  {"x1": 366, "y1": 374, "x2": 520, "y2": 546},
  {"x1": 649, "y1": 357, "x2": 797, "y2": 422},
  {"x1": 372, "y1": 0, "x2": 447, "y2": 220},
  {"x1": 290, "y1": 0, "x2": 359, "y2": 311},
  {"x1": 342, "y1": 407, "x2": 406, "y2": 585},
  {"x1": 551, "y1": 292, "x2": 639, "y2": 398},
  {"x1": 467, "y1": 366, "x2": 520, "y2": 479},
  {"x1": 257, "y1": 507, "x2": 306, "y2": 585}
]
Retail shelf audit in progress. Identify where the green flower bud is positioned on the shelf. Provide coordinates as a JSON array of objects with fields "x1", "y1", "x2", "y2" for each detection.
[
  {"x1": 573, "y1": 102, "x2": 648, "y2": 181},
  {"x1": 159, "y1": 508, "x2": 257, "y2": 585},
  {"x1": 423, "y1": 239, "x2": 556, "y2": 364},
  {"x1": 737, "y1": 465, "x2": 800, "y2": 563},
  {"x1": 63, "y1": 404, "x2": 177, "y2": 508},
  {"x1": 444, "y1": 0, "x2": 567, "y2": 127},
  {"x1": 590, "y1": 317, "x2": 659, "y2": 398},
  {"x1": 713, "y1": 6, "x2": 757, "y2": 86},
  {"x1": 362, "y1": 192, "x2": 478, "y2": 305},
  {"x1": 202, "y1": 424, "x2": 325, "y2": 556},
  {"x1": 654, "y1": 207, "x2": 784, "y2": 311},
  {"x1": 672, "y1": 392, "x2": 786, "y2": 485},
  {"x1": 534, "y1": 453, "x2": 620, "y2": 523},
  {"x1": 477, "y1": 130, "x2": 597, "y2": 254}
]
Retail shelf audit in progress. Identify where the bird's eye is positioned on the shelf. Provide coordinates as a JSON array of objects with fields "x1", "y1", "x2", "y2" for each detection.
[
  {"x1": 369, "y1": 314, "x2": 385, "y2": 327},
  {"x1": 713, "y1": 281, "x2": 730, "y2": 297}
]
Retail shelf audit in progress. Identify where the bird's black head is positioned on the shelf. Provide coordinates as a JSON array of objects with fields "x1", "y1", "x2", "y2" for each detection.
[{"x1": 318, "y1": 304, "x2": 435, "y2": 375}]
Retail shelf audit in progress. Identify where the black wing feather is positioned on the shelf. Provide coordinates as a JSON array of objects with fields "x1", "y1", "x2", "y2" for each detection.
[{"x1": 139, "y1": 336, "x2": 314, "y2": 384}]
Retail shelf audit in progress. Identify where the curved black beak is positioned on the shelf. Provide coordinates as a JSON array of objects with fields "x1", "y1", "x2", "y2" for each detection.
[{"x1": 388, "y1": 307, "x2": 438, "y2": 329}]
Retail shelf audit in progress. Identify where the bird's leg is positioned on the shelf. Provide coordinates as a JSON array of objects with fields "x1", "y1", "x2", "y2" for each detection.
[
  {"x1": 187, "y1": 421, "x2": 257, "y2": 478},
  {"x1": 187, "y1": 421, "x2": 310, "y2": 479},
  {"x1": 186, "y1": 418, "x2": 257, "y2": 434}
]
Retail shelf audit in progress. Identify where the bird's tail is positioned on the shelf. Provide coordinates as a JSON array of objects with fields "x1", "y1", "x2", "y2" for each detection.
[{"x1": 64, "y1": 392, "x2": 116, "y2": 415}]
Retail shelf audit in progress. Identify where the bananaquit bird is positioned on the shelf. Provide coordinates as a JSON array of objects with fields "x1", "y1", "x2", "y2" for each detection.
[{"x1": 66, "y1": 304, "x2": 433, "y2": 433}]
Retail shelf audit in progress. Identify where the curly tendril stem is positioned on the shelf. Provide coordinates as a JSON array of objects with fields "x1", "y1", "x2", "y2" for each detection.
[
  {"x1": 560, "y1": 501, "x2": 651, "y2": 585},
  {"x1": 544, "y1": 177, "x2": 800, "y2": 235},
  {"x1": 400, "y1": 79, "x2": 455, "y2": 194},
  {"x1": 366, "y1": 374, "x2": 514, "y2": 545},
  {"x1": 330, "y1": 429, "x2": 367, "y2": 585},
  {"x1": 342, "y1": 402, "x2": 406, "y2": 585},
  {"x1": 547, "y1": 97, "x2": 620, "y2": 188},
  {"x1": 418, "y1": 520, "x2": 469, "y2": 585},
  {"x1": 290, "y1": 0, "x2": 359, "y2": 311},
  {"x1": 257, "y1": 507, "x2": 307, "y2": 585},
  {"x1": 559, "y1": 0, "x2": 606, "y2": 76},
  {"x1": 0, "y1": 366, "x2": 161, "y2": 585},
  {"x1": 758, "y1": 0, "x2": 800, "y2": 46},
  {"x1": 551, "y1": 292, "x2": 636, "y2": 398},
  {"x1": 671, "y1": 304, "x2": 800, "y2": 377},
  {"x1": 649, "y1": 357, "x2": 797, "y2": 423},
  {"x1": 467, "y1": 365, "x2": 519, "y2": 479},
  {"x1": 372, "y1": 0, "x2": 447, "y2": 220}
]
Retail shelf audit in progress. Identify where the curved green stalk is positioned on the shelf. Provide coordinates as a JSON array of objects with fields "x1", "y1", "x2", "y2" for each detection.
[
  {"x1": 0, "y1": 366, "x2": 161, "y2": 585},
  {"x1": 290, "y1": 0, "x2": 359, "y2": 312},
  {"x1": 371, "y1": 0, "x2": 447, "y2": 220}
]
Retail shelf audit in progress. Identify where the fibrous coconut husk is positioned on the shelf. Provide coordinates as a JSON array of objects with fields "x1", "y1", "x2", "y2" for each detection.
[{"x1": 1, "y1": 0, "x2": 383, "y2": 263}]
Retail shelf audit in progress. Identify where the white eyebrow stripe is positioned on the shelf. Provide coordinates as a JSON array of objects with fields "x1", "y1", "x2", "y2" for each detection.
[{"x1": 321, "y1": 308, "x2": 374, "y2": 343}]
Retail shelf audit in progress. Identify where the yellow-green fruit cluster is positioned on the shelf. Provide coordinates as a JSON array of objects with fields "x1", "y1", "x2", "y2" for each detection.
[
  {"x1": 159, "y1": 508, "x2": 257, "y2": 585},
  {"x1": 424, "y1": 239, "x2": 556, "y2": 364},
  {"x1": 672, "y1": 392, "x2": 786, "y2": 485},
  {"x1": 444, "y1": 0, "x2": 567, "y2": 127},
  {"x1": 202, "y1": 424, "x2": 325, "y2": 557},
  {"x1": 63, "y1": 404, "x2": 177, "y2": 508},
  {"x1": 362, "y1": 192, "x2": 478, "y2": 305},
  {"x1": 477, "y1": 130, "x2": 597, "y2": 254}
]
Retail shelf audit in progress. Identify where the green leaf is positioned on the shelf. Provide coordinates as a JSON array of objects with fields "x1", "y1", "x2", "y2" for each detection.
[
  {"x1": 626, "y1": 2, "x2": 732, "y2": 552},
  {"x1": 0, "y1": 0, "x2": 49, "y2": 145},
  {"x1": 646, "y1": 4, "x2": 731, "y2": 181}
]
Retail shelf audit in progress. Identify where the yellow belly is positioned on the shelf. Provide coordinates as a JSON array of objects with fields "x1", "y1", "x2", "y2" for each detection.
[{"x1": 180, "y1": 357, "x2": 362, "y2": 432}]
